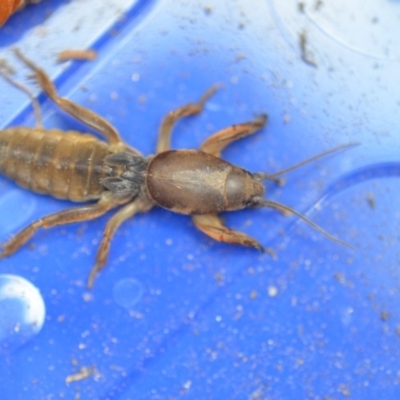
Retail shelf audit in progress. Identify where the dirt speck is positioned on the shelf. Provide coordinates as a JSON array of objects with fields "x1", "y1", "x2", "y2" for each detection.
[
  {"x1": 366, "y1": 193, "x2": 376, "y2": 209},
  {"x1": 380, "y1": 310, "x2": 389, "y2": 321},
  {"x1": 299, "y1": 31, "x2": 317, "y2": 67}
]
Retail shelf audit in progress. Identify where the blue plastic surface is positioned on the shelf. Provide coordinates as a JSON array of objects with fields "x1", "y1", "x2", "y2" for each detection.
[{"x1": 0, "y1": 0, "x2": 399, "y2": 398}]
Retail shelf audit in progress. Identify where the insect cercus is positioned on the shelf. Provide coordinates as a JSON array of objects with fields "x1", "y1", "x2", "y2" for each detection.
[{"x1": 0, "y1": 49, "x2": 353, "y2": 288}]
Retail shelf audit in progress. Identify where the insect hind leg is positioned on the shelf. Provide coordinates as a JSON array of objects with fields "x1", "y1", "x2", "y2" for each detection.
[
  {"x1": 0, "y1": 194, "x2": 118, "y2": 262},
  {"x1": 13, "y1": 48, "x2": 129, "y2": 149},
  {"x1": 0, "y1": 58, "x2": 43, "y2": 128},
  {"x1": 87, "y1": 196, "x2": 153, "y2": 289}
]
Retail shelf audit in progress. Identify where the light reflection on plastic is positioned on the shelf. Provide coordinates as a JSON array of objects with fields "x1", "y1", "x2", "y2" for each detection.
[{"x1": 0, "y1": 274, "x2": 46, "y2": 353}]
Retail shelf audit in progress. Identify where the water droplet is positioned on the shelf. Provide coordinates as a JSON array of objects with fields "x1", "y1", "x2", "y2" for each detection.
[
  {"x1": 341, "y1": 306, "x2": 354, "y2": 326},
  {"x1": 0, "y1": 274, "x2": 46, "y2": 353},
  {"x1": 113, "y1": 278, "x2": 144, "y2": 310}
]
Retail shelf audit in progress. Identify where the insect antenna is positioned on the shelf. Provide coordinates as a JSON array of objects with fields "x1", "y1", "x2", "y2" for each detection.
[
  {"x1": 269, "y1": 143, "x2": 358, "y2": 178},
  {"x1": 254, "y1": 143, "x2": 359, "y2": 184},
  {"x1": 251, "y1": 196, "x2": 354, "y2": 249}
]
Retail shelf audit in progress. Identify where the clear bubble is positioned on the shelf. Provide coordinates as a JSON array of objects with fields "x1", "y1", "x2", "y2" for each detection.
[
  {"x1": 0, "y1": 274, "x2": 46, "y2": 353},
  {"x1": 113, "y1": 278, "x2": 144, "y2": 310}
]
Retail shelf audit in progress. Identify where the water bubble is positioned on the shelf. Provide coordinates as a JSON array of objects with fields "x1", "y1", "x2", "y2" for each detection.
[
  {"x1": 113, "y1": 278, "x2": 144, "y2": 310},
  {"x1": 0, "y1": 274, "x2": 46, "y2": 353}
]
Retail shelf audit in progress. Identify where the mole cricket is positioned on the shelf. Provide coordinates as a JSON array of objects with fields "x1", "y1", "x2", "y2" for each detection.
[{"x1": 0, "y1": 50, "x2": 352, "y2": 288}]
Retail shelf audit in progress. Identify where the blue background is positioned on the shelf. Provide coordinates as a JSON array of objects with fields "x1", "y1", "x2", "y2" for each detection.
[{"x1": 0, "y1": 0, "x2": 399, "y2": 398}]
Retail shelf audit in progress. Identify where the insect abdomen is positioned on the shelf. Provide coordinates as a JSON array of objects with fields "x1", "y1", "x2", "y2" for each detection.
[{"x1": 0, "y1": 127, "x2": 111, "y2": 201}]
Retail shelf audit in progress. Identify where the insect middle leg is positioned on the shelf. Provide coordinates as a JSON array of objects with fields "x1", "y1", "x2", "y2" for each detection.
[
  {"x1": 192, "y1": 213, "x2": 265, "y2": 252},
  {"x1": 13, "y1": 49, "x2": 139, "y2": 152},
  {"x1": 156, "y1": 85, "x2": 219, "y2": 154},
  {"x1": 87, "y1": 196, "x2": 153, "y2": 289},
  {"x1": 0, "y1": 193, "x2": 119, "y2": 260}
]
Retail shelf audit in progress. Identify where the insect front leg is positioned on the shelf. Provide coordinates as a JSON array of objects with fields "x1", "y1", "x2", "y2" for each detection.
[
  {"x1": 0, "y1": 193, "x2": 119, "y2": 260},
  {"x1": 200, "y1": 114, "x2": 267, "y2": 158},
  {"x1": 156, "y1": 85, "x2": 219, "y2": 154},
  {"x1": 192, "y1": 213, "x2": 264, "y2": 252},
  {"x1": 88, "y1": 196, "x2": 153, "y2": 289}
]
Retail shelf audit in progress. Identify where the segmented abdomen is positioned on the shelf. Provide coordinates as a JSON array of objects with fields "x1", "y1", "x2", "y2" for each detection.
[{"x1": 0, "y1": 127, "x2": 111, "y2": 202}]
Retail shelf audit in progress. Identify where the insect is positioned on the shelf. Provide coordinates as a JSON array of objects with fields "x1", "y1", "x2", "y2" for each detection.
[{"x1": 0, "y1": 50, "x2": 352, "y2": 289}]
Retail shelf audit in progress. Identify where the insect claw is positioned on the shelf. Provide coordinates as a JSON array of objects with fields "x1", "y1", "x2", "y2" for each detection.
[
  {"x1": 264, "y1": 247, "x2": 278, "y2": 259},
  {"x1": 87, "y1": 259, "x2": 107, "y2": 290},
  {"x1": 26, "y1": 73, "x2": 39, "y2": 85},
  {"x1": 0, "y1": 241, "x2": 12, "y2": 259},
  {"x1": 0, "y1": 59, "x2": 15, "y2": 76},
  {"x1": 255, "y1": 113, "x2": 268, "y2": 125},
  {"x1": 87, "y1": 268, "x2": 97, "y2": 290},
  {"x1": 255, "y1": 243, "x2": 265, "y2": 252},
  {"x1": 197, "y1": 83, "x2": 221, "y2": 106}
]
